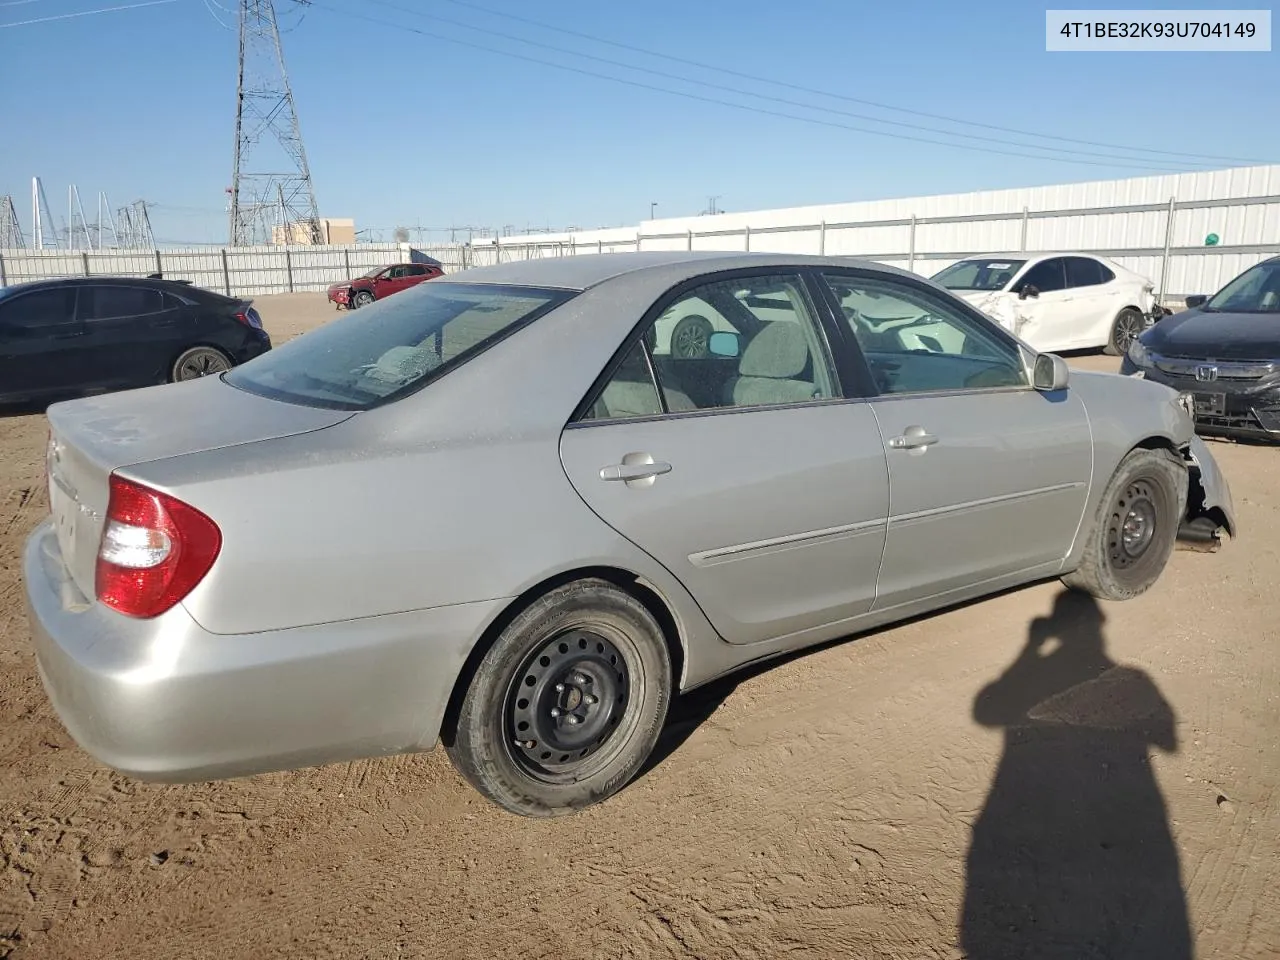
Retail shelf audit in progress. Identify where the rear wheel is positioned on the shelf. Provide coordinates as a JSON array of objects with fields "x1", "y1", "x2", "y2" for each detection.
[
  {"x1": 1062, "y1": 448, "x2": 1188, "y2": 601},
  {"x1": 353, "y1": 290, "x2": 374, "y2": 308},
  {"x1": 1105, "y1": 307, "x2": 1146, "y2": 356},
  {"x1": 171, "y1": 346, "x2": 231, "y2": 383},
  {"x1": 446, "y1": 579, "x2": 672, "y2": 818}
]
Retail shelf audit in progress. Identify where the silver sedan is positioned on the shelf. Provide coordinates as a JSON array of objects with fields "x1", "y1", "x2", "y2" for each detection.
[{"x1": 24, "y1": 252, "x2": 1236, "y2": 817}]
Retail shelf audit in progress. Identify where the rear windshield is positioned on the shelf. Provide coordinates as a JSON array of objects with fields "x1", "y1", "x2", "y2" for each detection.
[{"x1": 224, "y1": 282, "x2": 576, "y2": 410}]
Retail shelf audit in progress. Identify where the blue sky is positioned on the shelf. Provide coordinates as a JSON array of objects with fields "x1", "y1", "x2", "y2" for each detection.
[{"x1": 1, "y1": 0, "x2": 1277, "y2": 245}]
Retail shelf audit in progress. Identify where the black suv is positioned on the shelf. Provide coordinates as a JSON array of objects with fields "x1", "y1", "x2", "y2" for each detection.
[{"x1": 0, "y1": 276, "x2": 272, "y2": 405}]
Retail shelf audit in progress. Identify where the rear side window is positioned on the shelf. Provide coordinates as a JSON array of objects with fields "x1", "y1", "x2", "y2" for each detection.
[
  {"x1": 225, "y1": 282, "x2": 576, "y2": 410},
  {"x1": 82, "y1": 286, "x2": 164, "y2": 320},
  {"x1": 1065, "y1": 257, "x2": 1110, "y2": 288}
]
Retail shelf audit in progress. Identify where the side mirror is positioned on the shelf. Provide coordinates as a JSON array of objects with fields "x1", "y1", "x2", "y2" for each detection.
[
  {"x1": 1018, "y1": 284, "x2": 1040, "y2": 301},
  {"x1": 708, "y1": 331, "x2": 741, "y2": 358},
  {"x1": 1185, "y1": 294, "x2": 1207, "y2": 309},
  {"x1": 1033, "y1": 353, "x2": 1070, "y2": 392}
]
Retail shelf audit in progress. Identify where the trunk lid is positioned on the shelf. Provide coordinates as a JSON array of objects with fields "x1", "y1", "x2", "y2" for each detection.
[{"x1": 45, "y1": 375, "x2": 354, "y2": 601}]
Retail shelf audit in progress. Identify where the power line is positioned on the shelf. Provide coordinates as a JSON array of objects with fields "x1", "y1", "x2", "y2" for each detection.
[
  {"x1": 308, "y1": 1, "x2": 1205, "y2": 173},
  {"x1": 0, "y1": 0, "x2": 178, "y2": 29},
  {"x1": 356, "y1": 0, "x2": 1225, "y2": 169},
  {"x1": 435, "y1": 0, "x2": 1272, "y2": 168}
]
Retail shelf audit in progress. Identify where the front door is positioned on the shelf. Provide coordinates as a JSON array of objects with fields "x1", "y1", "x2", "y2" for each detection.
[
  {"x1": 1009, "y1": 257, "x2": 1079, "y2": 352},
  {"x1": 559, "y1": 270, "x2": 890, "y2": 646},
  {"x1": 816, "y1": 270, "x2": 1093, "y2": 611},
  {"x1": 0, "y1": 286, "x2": 85, "y2": 400}
]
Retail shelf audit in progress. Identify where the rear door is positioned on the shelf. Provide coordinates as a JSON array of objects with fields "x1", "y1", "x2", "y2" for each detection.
[
  {"x1": 559, "y1": 269, "x2": 890, "y2": 647},
  {"x1": 77, "y1": 284, "x2": 186, "y2": 386},
  {"x1": 0, "y1": 286, "x2": 84, "y2": 399},
  {"x1": 1063, "y1": 256, "x2": 1116, "y2": 346}
]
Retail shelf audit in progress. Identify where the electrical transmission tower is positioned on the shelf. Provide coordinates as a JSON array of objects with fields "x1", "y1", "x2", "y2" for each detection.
[
  {"x1": 0, "y1": 196, "x2": 23, "y2": 248},
  {"x1": 117, "y1": 200, "x2": 155, "y2": 249},
  {"x1": 228, "y1": 0, "x2": 321, "y2": 246}
]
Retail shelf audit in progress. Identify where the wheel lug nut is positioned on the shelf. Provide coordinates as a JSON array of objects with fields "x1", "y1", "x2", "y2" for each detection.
[
  {"x1": 550, "y1": 708, "x2": 560, "y2": 717},
  {"x1": 584, "y1": 694, "x2": 598, "y2": 705},
  {"x1": 554, "y1": 683, "x2": 565, "y2": 692},
  {"x1": 566, "y1": 715, "x2": 581, "y2": 725}
]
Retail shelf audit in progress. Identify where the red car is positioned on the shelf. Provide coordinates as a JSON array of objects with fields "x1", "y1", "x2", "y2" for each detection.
[{"x1": 327, "y1": 262, "x2": 443, "y2": 309}]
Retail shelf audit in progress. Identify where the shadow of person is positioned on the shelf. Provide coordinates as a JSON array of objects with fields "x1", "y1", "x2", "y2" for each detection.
[{"x1": 959, "y1": 589, "x2": 1191, "y2": 960}]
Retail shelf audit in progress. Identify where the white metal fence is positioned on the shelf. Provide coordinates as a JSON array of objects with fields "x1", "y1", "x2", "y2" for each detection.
[
  {"x1": 4, "y1": 165, "x2": 1278, "y2": 306},
  {"x1": 0, "y1": 242, "x2": 473, "y2": 297},
  {"x1": 469, "y1": 164, "x2": 1280, "y2": 306}
]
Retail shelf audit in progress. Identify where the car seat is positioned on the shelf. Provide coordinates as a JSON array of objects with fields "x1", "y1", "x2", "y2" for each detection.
[{"x1": 723, "y1": 321, "x2": 817, "y2": 406}]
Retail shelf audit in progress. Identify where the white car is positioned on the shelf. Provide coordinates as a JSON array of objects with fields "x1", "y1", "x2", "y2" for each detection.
[{"x1": 931, "y1": 253, "x2": 1158, "y2": 355}]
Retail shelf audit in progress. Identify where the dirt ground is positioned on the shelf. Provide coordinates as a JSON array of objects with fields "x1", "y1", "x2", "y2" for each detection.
[{"x1": 1, "y1": 293, "x2": 1277, "y2": 959}]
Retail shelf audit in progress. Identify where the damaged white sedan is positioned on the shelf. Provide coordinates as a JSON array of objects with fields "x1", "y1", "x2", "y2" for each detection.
[{"x1": 932, "y1": 253, "x2": 1159, "y2": 356}]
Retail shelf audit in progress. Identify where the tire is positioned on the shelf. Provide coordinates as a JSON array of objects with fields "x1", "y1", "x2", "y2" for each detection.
[
  {"x1": 446, "y1": 578, "x2": 672, "y2": 818},
  {"x1": 352, "y1": 290, "x2": 374, "y2": 308},
  {"x1": 1105, "y1": 307, "x2": 1146, "y2": 356},
  {"x1": 1061, "y1": 448, "x2": 1188, "y2": 601},
  {"x1": 670, "y1": 314, "x2": 714, "y2": 359},
  {"x1": 171, "y1": 345, "x2": 232, "y2": 383}
]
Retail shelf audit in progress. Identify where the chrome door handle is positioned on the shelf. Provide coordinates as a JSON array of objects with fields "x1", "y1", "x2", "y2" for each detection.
[
  {"x1": 600, "y1": 460, "x2": 672, "y2": 482},
  {"x1": 888, "y1": 425, "x2": 938, "y2": 450}
]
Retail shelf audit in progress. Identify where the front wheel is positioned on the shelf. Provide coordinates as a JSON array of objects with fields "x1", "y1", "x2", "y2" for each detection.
[
  {"x1": 352, "y1": 290, "x2": 374, "y2": 308},
  {"x1": 171, "y1": 346, "x2": 232, "y2": 382},
  {"x1": 1105, "y1": 307, "x2": 1146, "y2": 356},
  {"x1": 1061, "y1": 448, "x2": 1188, "y2": 601},
  {"x1": 446, "y1": 579, "x2": 672, "y2": 817}
]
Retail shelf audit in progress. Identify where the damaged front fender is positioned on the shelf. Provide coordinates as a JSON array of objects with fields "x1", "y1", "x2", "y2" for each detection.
[{"x1": 1177, "y1": 434, "x2": 1237, "y2": 551}]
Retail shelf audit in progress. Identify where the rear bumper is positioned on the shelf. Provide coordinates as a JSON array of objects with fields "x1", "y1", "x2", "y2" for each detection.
[{"x1": 23, "y1": 519, "x2": 503, "y2": 782}]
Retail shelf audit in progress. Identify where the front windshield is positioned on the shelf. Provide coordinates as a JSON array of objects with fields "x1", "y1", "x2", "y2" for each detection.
[
  {"x1": 1205, "y1": 261, "x2": 1280, "y2": 313},
  {"x1": 360, "y1": 266, "x2": 385, "y2": 279},
  {"x1": 224, "y1": 281, "x2": 576, "y2": 410},
  {"x1": 931, "y1": 259, "x2": 1026, "y2": 292}
]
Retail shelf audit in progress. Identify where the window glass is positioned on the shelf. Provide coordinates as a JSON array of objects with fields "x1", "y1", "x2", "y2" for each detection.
[
  {"x1": 1206, "y1": 260, "x2": 1280, "y2": 313},
  {"x1": 83, "y1": 286, "x2": 163, "y2": 320},
  {"x1": 1065, "y1": 257, "x2": 1106, "y2": 288},
  {"x1": 585, "y1": 341, "x2": 664, "y2": 420},
  {"x1": 1017, "y1": 258, "x2": 1066, "y2": 293},
  {"x1": 225, "y1": 282, "x2": 574, "y2": 410},
  {"x1": 586, "y1": 274, "x2": 837, "y2": 419},
  {"x1": 821, "y1": 272, "x2": 1028, "y2": 395},
  {"x1": 0, "y1": 288, "x2": 76, "y2": 331},
  {"x1": 932, "y1": 258, "x2": 1026, "y2": 292}
]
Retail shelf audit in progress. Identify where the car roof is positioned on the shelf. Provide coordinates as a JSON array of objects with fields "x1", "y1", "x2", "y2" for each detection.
[
  {"x1": 0, "y1": 275, "x2": 216, "y2": 296},
  {"x1": 437, "y1": 250, "x2": 922, "y2": 292}
]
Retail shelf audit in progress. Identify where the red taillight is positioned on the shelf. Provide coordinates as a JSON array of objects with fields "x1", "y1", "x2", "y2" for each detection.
[
  {"x1": 95, "y1": 474, "x2": 222, "y2": 618},
  {"x1": 234, "y1": 311, "x2": 250, "y2": 326}
]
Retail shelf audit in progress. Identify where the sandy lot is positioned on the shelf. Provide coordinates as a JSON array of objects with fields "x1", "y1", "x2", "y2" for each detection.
[{"x1": 1, "y1": 294, "x2": 1277, "y2": 959}]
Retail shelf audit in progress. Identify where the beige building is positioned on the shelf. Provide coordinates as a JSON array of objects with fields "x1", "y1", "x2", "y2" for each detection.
[{"x1": 271, "y1": 217, "x2": 356, "y2": 245}]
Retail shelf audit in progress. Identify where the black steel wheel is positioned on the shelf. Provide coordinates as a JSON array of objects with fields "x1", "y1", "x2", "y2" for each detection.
[
  {"x1": 1062, "y1": 448, "x2": 1188, "y2": 600},
  {"x1": 171, "y1": 346, "x2": 232, "y2": 383},
  {"x1": 353, "y1": 290, "x2": 374, "y2": 308},
  {"x1": 670, "y1": 314, "x2": 713, "y2": 359},
  {"x1": 1106, "y1": 307, "x2": 1146, "y2": 356},
  {"x1": 446, "y1": 578, "x2": 672, "y2": 817}
]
